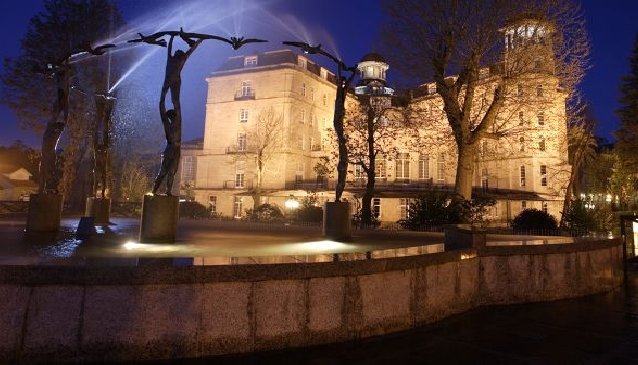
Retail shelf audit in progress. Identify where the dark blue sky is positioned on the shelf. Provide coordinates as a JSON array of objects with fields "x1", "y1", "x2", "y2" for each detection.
[{"x1": 0, "y1": 0, "x2": 635, "y2": 147}]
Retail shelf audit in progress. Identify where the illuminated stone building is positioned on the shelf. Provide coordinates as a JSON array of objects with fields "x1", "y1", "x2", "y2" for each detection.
[{"x1": 181, "y1": 18, "x2": 570, "y2": 223}]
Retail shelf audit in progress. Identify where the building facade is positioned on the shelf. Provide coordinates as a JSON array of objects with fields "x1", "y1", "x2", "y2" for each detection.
[{"x1": 180, "y1": 19, "x2": 571, "y2": 223}]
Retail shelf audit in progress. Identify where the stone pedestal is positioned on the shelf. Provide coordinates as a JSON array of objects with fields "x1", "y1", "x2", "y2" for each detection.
[
  {"x1": 139, "y1": 195, "x2": 179, "y2": 243},
  {"x1": 444, "y1": 224, "x2": 486, "y2": 250},
  {"x1": 26, "y1": 193, "x2": 63, "y2": 232},
  {"x1": 85, "y1": 197, "x2": 111, "y2": 225},
  {"x1": 323, "y1": 201, "x2": 351, "y2": 241}
]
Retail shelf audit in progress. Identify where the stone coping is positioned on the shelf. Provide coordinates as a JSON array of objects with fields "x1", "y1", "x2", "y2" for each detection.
[{"x1": 0, "y1": 237, "x2": 621, "y2": 286}]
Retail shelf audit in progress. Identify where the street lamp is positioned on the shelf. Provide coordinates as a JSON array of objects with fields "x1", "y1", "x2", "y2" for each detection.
[{"x1": 285, "y1": 194, "x2": 299, "y2": 224}]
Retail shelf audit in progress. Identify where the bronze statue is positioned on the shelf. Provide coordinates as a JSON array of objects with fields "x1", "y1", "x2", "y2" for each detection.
[
  {"x1": 93, "y1": 92, "x2": 115, "y2": 198},
  {"x1": 129, "y1": 30, "x2": 266, "y2": 195},
  {"x1": 34, "y1": 41, "x2": 113, "y2": 194}
]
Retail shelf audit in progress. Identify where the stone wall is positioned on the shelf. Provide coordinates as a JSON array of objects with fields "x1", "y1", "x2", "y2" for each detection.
[{"x1": 0, "y1": 238, "x2": 623, "y2": 363}]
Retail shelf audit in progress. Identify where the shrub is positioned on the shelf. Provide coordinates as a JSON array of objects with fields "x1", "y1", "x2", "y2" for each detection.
[
  {"x1": 245, "y1": 203, "x2": 285, "y2": 223},
  {"x1": 398, "y1": 191, "x2": 465, "y2": 230},
  {"x1": 561, "y1": 199, "x2": 597, "y2": 234},
  {"x1": 295, "y1": 205, "x2": 323, "y2": 222},
  {"x1": 511, "y1": 208, "x2": 558, "y2": 231},
  {"x1": 179, "y1": 201, "x2": 210, "y2": 220}
]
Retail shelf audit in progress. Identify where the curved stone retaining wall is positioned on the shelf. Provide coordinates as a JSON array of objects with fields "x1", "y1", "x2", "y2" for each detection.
[{"x1": 0, "y1": 238, "x2": 623, "y2": 363}]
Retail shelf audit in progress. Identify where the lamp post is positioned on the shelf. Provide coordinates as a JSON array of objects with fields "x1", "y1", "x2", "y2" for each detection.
[
  {"x1": 282, "y1": 41, "x2": 356, "y2": 240},
  {"x1": 284, "y1": 194, "x2": 299, "y2": 224}
]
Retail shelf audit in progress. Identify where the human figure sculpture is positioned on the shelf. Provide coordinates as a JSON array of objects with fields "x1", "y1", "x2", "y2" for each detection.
[
  {"x1": 333, "y1": 66, "x2": 357, "y2": 202},
  {"x1": 129, "y1": 30, "x2": 266, "y2": 195},
  {"x1": 93, "y1": 93, "x2": 115, "y2": 198}
]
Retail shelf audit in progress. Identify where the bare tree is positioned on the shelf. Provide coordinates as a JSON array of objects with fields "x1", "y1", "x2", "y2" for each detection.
[
  {"x1": 236, "y1": 107, "x2": 284, "y2": 209},
  {"x1": 381, "y1": 0, "x2": 589, "y2": 202}
]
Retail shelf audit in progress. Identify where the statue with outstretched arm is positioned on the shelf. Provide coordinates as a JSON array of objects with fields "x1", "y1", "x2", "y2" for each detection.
[{"x1": 129, "y1": 30, "x2": 266, "y2": 195}]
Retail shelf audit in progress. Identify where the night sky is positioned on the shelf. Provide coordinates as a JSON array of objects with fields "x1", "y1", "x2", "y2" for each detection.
[{"x1": 0, "y1": 0, "x2": 635, "y2": 147}]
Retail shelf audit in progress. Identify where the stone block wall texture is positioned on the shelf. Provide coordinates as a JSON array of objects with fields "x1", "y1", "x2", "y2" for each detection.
[{"x1": 0, "y1": 239, "x2": 623, "y2": 363}]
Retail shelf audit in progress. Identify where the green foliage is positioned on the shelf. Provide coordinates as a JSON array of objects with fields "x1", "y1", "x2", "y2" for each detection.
[
  {"x1": 561, "y1": 199, "x2": 597, "y2": 234},
  {"x1": 245, "y1": 203, "x2": 284, "y2": 223},
  {"x1": 615, "y1": 33, "x2": 638, "y2": 172},
  {"x1": 467, "y1": 194, "x2": 497, "y2": 227},
  {"x1": 179, "y1": 201, "x2": 211, "y2": 220},
  {"x1": 398, "y1": 191, "x2": 465, "y2": 230},
  {"x1": 291, "y1": 194, "x2": 323, "y2": 223},
  {"x1": 511, "y1": 209, "x2": 558, "y2": 231}
]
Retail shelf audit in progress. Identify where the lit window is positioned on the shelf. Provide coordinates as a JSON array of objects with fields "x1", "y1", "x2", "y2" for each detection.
[
  {"x1": 297, "y1": 134, "x2": 304, "y2": 149},
  {"x1": 519, "y1": 137, "x2": 525, "y2": 152},
  {"x1": 310, "y1": 87, "x2": 315, "y2": 101},
  {"x1": 295, "y1": 162, "x2": 304, "y2": 183},
  {"x1": 354, "y1": 164, "x2": 365, "y2": 180},
  {"x1": 540, "y1": 165, "x2": 547, "y2": 187},
  {"x1": 301, "y1": 83, "x2": 306, "y2": 97},
  {"x1": 322, "y1": 94, "x2": 327, "y2": 106},
  {"x1": 239, "y1": 108, "x2": 248, "y2": 123},
  {"x1": 309, "y1": 112, "x2": 314, "y2": 126},
  {"x1": 539, "y1": 136, "x2": 546, "y2": 151},
  {"x1": 520, "y1": 166, "x2": 526, "y2": 187},
  {"x1": 536, "y1": 84, "x2": 543, "y2": 97},
  {"x1": 300, "y1": 109, "x2": 306, "y2": 124}
]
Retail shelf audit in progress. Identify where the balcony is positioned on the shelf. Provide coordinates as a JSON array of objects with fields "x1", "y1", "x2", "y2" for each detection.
[
  {"x1": 226, "y1": 145, "x2": 250, "y2": 154},
  {"x1": 285, "y1": 179, "x2": 330, "y2": 190},
  {"x1": 223, "y1": 179, "x2": 254, "y2": 189},
  {"x1": 234, "y1": 90, "x2": 255, "y2": 100}
]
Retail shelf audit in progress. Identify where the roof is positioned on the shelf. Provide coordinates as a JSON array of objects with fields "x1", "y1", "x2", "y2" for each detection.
[{"x1": 360, "y1": 53, "x2": 386, "y2": 63}]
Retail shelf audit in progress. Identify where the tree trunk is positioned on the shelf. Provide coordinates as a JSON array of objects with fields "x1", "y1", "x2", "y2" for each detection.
[
  {"x1": 361, "y1": 168, "x2": 376, "y2": 227},
  {"x1": 454, "y1": 144, "x2": 476, "y2": 201}
]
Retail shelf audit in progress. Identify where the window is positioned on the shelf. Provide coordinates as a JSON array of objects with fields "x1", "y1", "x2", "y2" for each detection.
[
  {"x1": 520, "y1": 166, "x2": 526, "y2": 187},
  {"x1": 418, "y1": 153, "x2": 430, "y2": 180},
  {"x1": 209, "y1": 195, "x2": 217, "y2": 214},
  {"x1": 244, "y1": 56, "x2": 257, "y2": 66},
  {"x1": 301, "y1": 82, "x2": 306, "y2": 97},
  {"x1": 517, "y1": 83, "x2": 523, "y2": 96},
  {"x1": 233, "y1": 196, "x2": 243, "y2": 218},
  {"x1": 535, "y1": 58, "x2": 542, "y2": 70},
  {"x1": 295, "y1": 162, "x2": 304, "y2": 183},
  {"x1": 437, "y1": 153, "x2": 445, "y2": 184},
  {"x1": 235, "y1": 160, "x2": 245, "y2": 188},
  {"x1": 537, "y1": 111, "x2": 545, "y2": 126},
  {"x1": 182, "y1": 156, "x2": 194, "y2": 182},
  {"x1": 375, "y1": 157, "x2": 387, "y2": 178},
  {"x1": 297, "y1": 134, "x2": 304, "y2": 150},
  {"x1": 521, "y1": 200, "x2": 527, "y2": 210},
  {"x1": 373, "y1": 198, "x2": 381, "y2": 219},
  {"x1": 399, "y1": 198, "x2": 411, "y2": 220},
  {"x1": 239, "y1": 108, "x2": 248, "y2": 123},
  {"x1": 481, "y1": 168, "x2": 488, "y2": 191},
  {"x1": 536, "y1": 84, "x2": 543, "y2": 97},
  {"x1": 354, "y1": 164, "x2": 365, "y2": 180},
  {"x1": 323, "y1": 117, "x2": 328, "y2": 129},
  {"x1": 540, "y1": 165, "x2": 547, "y2": 187},
  {"x1": 298, "y1": 58, "x2": 307, "y2": 69},
  {"x1": 300, "y1": 109, "x2": 306, "y2": 124},
  {"x1": 542, "y1": 201, "x2": 548, "y2": 213},
  {"x1": 241, "y1": 81, "x2": 253, "y2": 97},
  {"x1": 237, "y1": 132, "x2": 246, "y2": 151},
  {"x1": 322, "y1": 94, "x2": 327, "y2": 106},
  {"x1": 320, "y1": 69, "x2": 327, "y2": 79},
  {"x1": 309, "y1": 112, "x2": 314, "y2": 126},
  {"x1": 310, "y1": 87, "x2": 315, "y2": 101},
  {"x1": 539, "y1": 136, "x2": 546, "y2": 151},
  {"x1": 518, "y1": 111, "x2": 524, "y2": 125},
  {"x1": 395, "y1": 153, "x2": 410, "y2": 183},
  {"x1": 519, "y1": 137, "x2": 525, "y2": 152}
]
